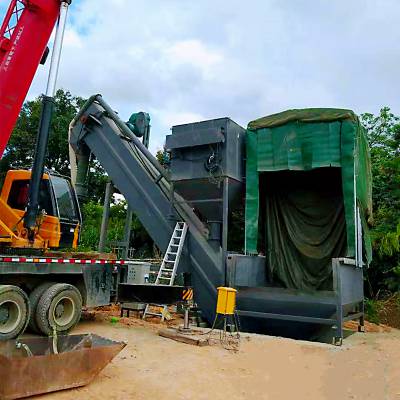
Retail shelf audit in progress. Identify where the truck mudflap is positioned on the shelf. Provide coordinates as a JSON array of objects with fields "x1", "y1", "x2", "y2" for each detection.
[{"x1": 0, "y1": 333, "x2": 126, "y2": 400}]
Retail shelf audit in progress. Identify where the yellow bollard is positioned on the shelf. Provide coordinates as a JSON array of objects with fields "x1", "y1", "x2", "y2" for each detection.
[{"x1": 216, "y1": 287, "x2": 237, "y2": 315}]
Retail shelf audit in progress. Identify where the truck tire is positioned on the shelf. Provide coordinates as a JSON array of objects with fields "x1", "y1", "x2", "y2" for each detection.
[
  {"x1": 0, "y1": 285, "x2": 30, "y2": 341},
  {"x1": 36, "y1": 283, "x2": 82, "y2": 336},
  {"x1": 28, "y1": 282, "x2": 54, "y2": 333}
]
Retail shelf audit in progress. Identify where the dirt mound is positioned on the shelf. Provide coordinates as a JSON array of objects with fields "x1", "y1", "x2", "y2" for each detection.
[
  {"x1": 377, "y1": 295, "x2": 400, "y2": 329},
  {"x1": 344, "y1": 320, "x2": 391, "y2": 333}
]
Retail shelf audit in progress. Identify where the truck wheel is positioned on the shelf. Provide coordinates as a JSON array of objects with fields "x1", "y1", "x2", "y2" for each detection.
[
  {"x1": 0, "y1": 285, "x2": 30, "y2": 341},
  {"x1": 36, "y1": 283, "x2": 82, "y2": 336},
  {"x1": 28, "y1": 282, "x2": 54, "y2": 333}
]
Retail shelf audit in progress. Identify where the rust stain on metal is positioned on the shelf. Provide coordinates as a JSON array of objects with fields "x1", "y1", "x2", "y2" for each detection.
[{"x1": 0, "y1": 333, "x2": 126, "y2": 400}]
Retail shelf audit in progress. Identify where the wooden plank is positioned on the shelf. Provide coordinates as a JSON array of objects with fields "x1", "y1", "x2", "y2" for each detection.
[{"x1": 158, "y1": 328, "x2": 209, "y2": 347}]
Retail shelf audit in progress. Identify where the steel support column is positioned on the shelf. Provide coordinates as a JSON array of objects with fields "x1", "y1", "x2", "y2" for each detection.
[{"x1": 98, "y1": 181, "x2": 113, "y2": 252}]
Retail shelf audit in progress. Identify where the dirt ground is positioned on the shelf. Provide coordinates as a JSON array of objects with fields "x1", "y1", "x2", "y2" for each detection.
[{"x1": 31, "y1": 309, "x2": 400, "y2": 400}]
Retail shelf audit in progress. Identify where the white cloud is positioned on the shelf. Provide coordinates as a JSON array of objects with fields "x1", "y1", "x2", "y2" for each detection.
[
  {"x1": 158, "y1": 110, "x2": 206, "y2": 130},
  {"x1": 165, "y1": 40, "x2": 223, "y2": 75},
  {"x1": 63, "y1": 29, "x2": 83, "y2": 49},
  {"x1": 23, "y1": 0, "x2": 400, "y2": 155}
]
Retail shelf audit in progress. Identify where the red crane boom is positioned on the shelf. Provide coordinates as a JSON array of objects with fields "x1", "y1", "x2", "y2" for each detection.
[{"x1": 0, "y1": 0, "x2": 60, "y2": 157}]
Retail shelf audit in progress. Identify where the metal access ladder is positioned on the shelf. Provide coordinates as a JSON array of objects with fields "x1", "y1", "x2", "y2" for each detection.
[{"x1": 143, "y1": 222, "x2": 188, "y2": 321}]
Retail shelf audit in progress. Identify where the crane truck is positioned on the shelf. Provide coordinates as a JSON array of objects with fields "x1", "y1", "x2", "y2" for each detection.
[{"x1": 0, "y1": 0, "x2": 125, "y2": 341}]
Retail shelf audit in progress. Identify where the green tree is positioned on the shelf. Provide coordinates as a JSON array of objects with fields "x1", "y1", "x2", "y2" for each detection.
[
  {"x1": 361, "y1": 107, "x2": 400, "y2": 295},
  {"x1": 78, "y1": 200, "x2": 125, "y2": 251},
  {"x1": 0, "y1": 89, "x2": 85, "y2": 178},
  {"x1": 155, "y1": 149, "x2": 170, "y2": 167},
  {"x1": 78, "y1": 201, "x2": 103, "y2": 250},
  {"x1": 79, "y1": 199, "x2": 154, "y2": 257}
]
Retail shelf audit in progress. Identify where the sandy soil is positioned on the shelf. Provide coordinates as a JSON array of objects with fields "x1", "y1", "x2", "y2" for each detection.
[{"x1": 31, "y1": 314, "x2": 400, "y2": 400}]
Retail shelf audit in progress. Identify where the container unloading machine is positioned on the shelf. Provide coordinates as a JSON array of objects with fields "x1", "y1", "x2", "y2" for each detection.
[{"x1": 70, "y1": 97, "x2": 370, "y2": 344}]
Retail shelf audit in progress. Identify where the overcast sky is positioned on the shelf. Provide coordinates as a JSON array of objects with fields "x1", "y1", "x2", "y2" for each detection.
[{"x1": 3, "y1": 0, "x2": 400, "y2": 152}]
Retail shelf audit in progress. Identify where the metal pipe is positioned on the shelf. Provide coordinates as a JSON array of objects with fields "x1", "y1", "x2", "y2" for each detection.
[
  {"x1": 24, "y1": 96, "x2": 55, "y2": 236},
  {"x1": 208, "y1": 221, "x2": 222, "y2": 252},
  {"x1": 68, "y1": 94, "x2": 100, "y2": 186},
  {"x1": 75, "y1": 152, "x2": 90, "y2": 202},
  {"x1": 222, "y1": 177, "x2": 229, "y2": 285},
  {"x1": 143, "y1": 123, "x2": 150, "y2": 148},
  {"x1": 45, "y1": 1, "x2": 70, "y2": 97},
  {"x1": 353, "y1": 169, "x2": 358, "y2": 266},
  {"x1": 98, "y1": 181, "x2": 113, "y2": 252},
  {"x1": 95, "y1": 95, "x2": 170, "y2": 181},
  {"x1": 183, "y1": 306, "x2": 190, "y2": 330},
  {"x1": 122, "y1": 206, "x2": 133, "y2": 259},
  {"x1": 357, "y1": 207, "x2": 363, "y2": 268},
  {"x1": 24, "y1": 1, "x2": 71, "y2": 236},
  {"x1": 69, "y1": 94, "x2": 169, "y2": 181},
  {"x1": 69, "y1": 94, "x2": 101, "y2": 129}
]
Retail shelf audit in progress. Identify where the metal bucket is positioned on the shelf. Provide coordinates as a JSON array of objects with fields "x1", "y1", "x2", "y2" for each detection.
[{"x1": 0, "y1": 334, "x2": 126, "y2": 400}]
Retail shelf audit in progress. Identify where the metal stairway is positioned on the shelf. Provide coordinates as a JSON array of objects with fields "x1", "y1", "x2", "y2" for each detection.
[{"x1": 143, "y1": 222, "x2": 188, "y2": 321}]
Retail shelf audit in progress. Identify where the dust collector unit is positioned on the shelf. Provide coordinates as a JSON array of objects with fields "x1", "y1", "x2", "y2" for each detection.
[{"x1": 165, "y1": 118, "x2": 246, "y2": 225}]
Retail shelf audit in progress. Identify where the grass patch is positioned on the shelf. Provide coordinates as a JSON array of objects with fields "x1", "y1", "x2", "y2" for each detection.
[{"x1": 364, "y1": 298, "x2": 384, "y2": 324}]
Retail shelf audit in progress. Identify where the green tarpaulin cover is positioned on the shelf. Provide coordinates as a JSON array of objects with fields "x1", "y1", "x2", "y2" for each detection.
[{"x1": 245, "y1": 108, "x2": 372, "y2": 290}]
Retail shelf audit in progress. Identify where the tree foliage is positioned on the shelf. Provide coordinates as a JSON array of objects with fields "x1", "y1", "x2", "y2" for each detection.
[
  {"x1": 155, "y1": 149, "x2": 170, "y2": 167},
  {"x1": 78, "y1": 200, "x2": 126, "y2": 251},
  {"x1": 79, "y1": 200, "x2": 154, "y2": 257},
  {"x1": 361, "y1": 107, "x2": 400, "y2": 295},
  {"x1": 0, "y1": 89, "x2": 85, "y2": 178}
]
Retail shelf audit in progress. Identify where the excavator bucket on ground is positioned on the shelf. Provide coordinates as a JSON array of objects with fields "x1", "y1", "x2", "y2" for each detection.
[{"x1": 0, "y1": 333, "x2": 126, "y2": 400}]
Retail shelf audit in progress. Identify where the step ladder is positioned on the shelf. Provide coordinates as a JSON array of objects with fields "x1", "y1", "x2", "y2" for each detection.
[{"x1": 143, "y1": 222, "x2": 188, "y2": 321}]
